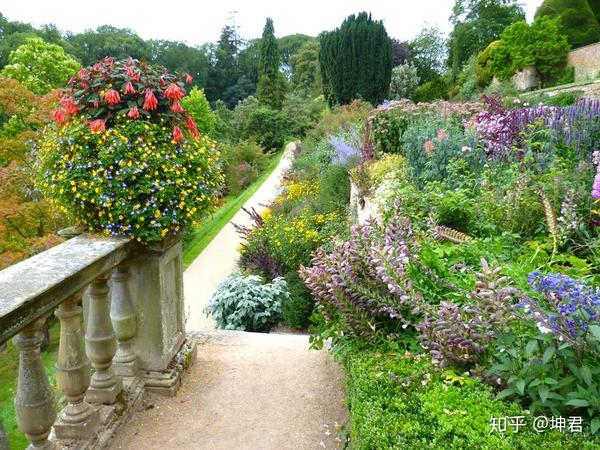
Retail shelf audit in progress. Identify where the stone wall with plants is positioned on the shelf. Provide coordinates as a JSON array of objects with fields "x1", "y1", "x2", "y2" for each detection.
[{"x1": 567, "y1": 42, "x2": 600, "y2": 81}]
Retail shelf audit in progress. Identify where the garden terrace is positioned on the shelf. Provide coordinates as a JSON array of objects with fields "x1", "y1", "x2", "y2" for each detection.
[{"x1": 0, "y1": 234, "x2": 195, "y2": 449}]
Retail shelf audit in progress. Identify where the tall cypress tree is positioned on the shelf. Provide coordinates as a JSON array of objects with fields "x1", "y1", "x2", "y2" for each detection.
[
  {"x1": 319, "y1": 12, "x2": 393, "y2": 106},
  {"x1": 256, "y1": 18, "x2": 286, "y2": 109}
]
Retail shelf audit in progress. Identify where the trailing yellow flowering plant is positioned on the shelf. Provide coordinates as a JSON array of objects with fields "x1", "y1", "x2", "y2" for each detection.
[{"x1": 35, "y1": 115, "x2": 223, "y2": 242}]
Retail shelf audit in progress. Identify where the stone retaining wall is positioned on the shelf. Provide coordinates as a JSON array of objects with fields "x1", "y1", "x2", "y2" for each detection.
[{"x1": 567, "y1": 42, "x2": 600, "y2": 81}]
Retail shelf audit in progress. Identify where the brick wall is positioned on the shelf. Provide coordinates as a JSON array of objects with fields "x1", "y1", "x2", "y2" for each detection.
[{"x1": 567, "y1": 42, "x2": 600, "y2": 81}]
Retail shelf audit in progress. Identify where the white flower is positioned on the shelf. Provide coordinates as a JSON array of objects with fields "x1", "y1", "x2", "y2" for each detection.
[{"x1": 536, "y1": 322, "x2": 552, "y2": 334}]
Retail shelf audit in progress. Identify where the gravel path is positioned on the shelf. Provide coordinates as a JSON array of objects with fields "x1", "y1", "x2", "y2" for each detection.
[
  {"x1": 183, "y1": 142, "x2": 295, "y2": 331},
  {"x1": 109, "y1": 331, "x2": 347, "y2": 450}
]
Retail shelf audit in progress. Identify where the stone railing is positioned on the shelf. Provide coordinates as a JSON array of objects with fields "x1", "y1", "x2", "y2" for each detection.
[{"x1": 0, "y1": 234, "x2": 195, "y2": 449}]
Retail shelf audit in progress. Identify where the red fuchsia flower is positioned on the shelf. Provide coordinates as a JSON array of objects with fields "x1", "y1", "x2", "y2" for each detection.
[
  {"x1": 163, "y1": 83, "x2": 184, "y2": 101},
  {"x1": 77, "y1": 68, "x2": 90, "y2": 79},
  {"x1": 172, "y1": 126, "x2": 184, "y2": 142},
  {"x1": 123, "y1": 81, "x2": 136, "y2": 95},
  {"x1": 92, "y1": 62, "x2": 103, "y2": 71},
  {"x1": 170, "y1": 100, "x2": 184, "y2": 113},
  {"x1": 60, "y1": 96, "x2": 79, "y2": 115},
  {"x1": 423, "y1": 140, "x2": 436, "y2": 155},
  {"x1": 52, "y1": 109, "x2": 66, "y2": 125},
  {"x1": 437, "y1": 128, "x2": 447, "y2": 140},
  {"x1": 93, "y1": 100, "x2": 100, "y2": 109},
  {"x1": 185, "y1": 116, "x2": 197, "y2": 131},
  {"x1": 104, "y1": 89, "x2": 121, "y2": 105},
  {"x1": 143, "y1": 88, "x2": 158, "y2": 110},
  {"x1": 90, "y1": 119, "x2": 106, "y2": 133},
  {"x1": 190, "y1": 129, "x2": 200, "y2": 138},
  {"x1": 125, "y1": 66, "x2": 141, "y2": 82},
  {"x1": 184, "y1": 73, "x2": 193, "y2": 85},
  {"x1": 80, "y1": 82, "x2": 89, "y2": 89},
  {"x1": 127, "y1": 106, "x2": 141, "y2": 119}
]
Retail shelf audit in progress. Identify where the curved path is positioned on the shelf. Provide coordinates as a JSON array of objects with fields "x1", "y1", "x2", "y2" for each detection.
[
  {"x1": 109, "y1": 142, "x2": 348, "y2": 450},
  {"x1": 183, "y1": 142, "x2": 295, "y2": 331}
]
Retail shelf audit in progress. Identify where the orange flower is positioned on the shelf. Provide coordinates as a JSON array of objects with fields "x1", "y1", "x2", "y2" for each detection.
[
  {"x1": 172, "y1": 126, "x2": 184, "y2": 142},
  {"x1": 123, "y1": 81, "x2": 136, "y2": 95},
  {"x1": 170, "y1": 100, "x2": 184, "y2": 113},
  {"x1": 52, "y1": 109, "x2": 66, "y2": 125},
  {"x1": 126, "y1": 66, "x2": 141, "y2": 82},
  {"x1": 163, "y1": 83, "x2": 184, "y2": 101},
  {"x1": 104, "y1": 89, "x2": 121, "y2": 105},
  {"x1": 184, "y1": 73, "x2": 193, "y2": 85},
  {"x1": 60, "y1": 96, "x2": 78, "y2": 115},
  {"x1": 185, "y1": 116, "x2": 197, "y2": 131},
  {"x1": 90, "y1": 119, "x2": 106, "y2": 133},
  {"x1": 127, "y1": 107, "x2": 141, "y2": 119},
  {"x1": 143, "y1": 88, "x2": 158, "y2": 110}
]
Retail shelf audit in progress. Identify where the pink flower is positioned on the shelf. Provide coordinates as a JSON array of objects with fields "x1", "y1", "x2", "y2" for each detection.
[
  {"x1": 104, "y1": 89, "x2": 121, "y2": 105},
  {"x1": 123, "y1": 81, "x2": 136, "y2": 95},
  {"x1": 170, "y1": 100, "x2": 184, "y2": 113},
  {"x1": 143, "y1": 88, "x2": 158, "y2": 110},
  {"x1": 437, "y1": 128, "x2": 447, "y2": 140},
  {"x1": 592, "y1": 166, "x2": 600, "y2": 199},
  {"x1": 163, "y1": 83, "x2": 184, "y2": 101},
  {"x1": 127, "y1": 107, "x2": 141, "y2": 119},
  {"x1": 423, "y1": 140, "x2": 436, "y2": 155},
  {"x1": 90, "y1": 119, "x2": 106, "y2": 133},
  {"x1": 172, "y1": 126, "x2": 184, "y2": 142},
  {"x1": 462, "y1": 146, "x2": 472, "y2": 153},
  {"x1": 184, "y1": 73, "x2": 193, "y2": 85}
]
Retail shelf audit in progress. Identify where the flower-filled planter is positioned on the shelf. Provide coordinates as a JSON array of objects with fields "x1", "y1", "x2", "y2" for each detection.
[{"x1": 36, "y1": 57, "x2": 223, "y2": 242}]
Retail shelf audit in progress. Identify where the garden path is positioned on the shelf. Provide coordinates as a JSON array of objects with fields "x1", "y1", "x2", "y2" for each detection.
[
  {"x1": 109, "y1": 331, "x2": 347, "y2": 450},
  {"x1": 109, "y1": 142, "x2": 348, "y2": 449},
  {"x1": 183, "y1": 142, "x2": 295, "y2": 331}
]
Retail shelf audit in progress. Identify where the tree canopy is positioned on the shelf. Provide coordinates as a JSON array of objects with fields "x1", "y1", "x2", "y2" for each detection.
[
  {"x1": 407, "y1": 26, "x2": 447, "y2": 84},
  {"x1": 256, "y1": 18, "x2": 286, "y2": 109},
  {"x1": 1, "y1": 37, "x2": 79, "y2": 94},
  {"x1": 535, "y1": 0, "x2": 600, "y2": 48},
  {"x1": 319, "y1": 12, "x2": 392, "y2": 106}
]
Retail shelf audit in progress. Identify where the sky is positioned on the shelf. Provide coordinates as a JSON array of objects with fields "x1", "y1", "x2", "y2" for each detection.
[{"x1": 0, "y1": 0, "x2": 545, "y2": 45}]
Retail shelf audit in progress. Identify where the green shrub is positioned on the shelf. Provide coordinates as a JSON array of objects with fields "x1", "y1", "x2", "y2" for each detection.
[
  {"x1": 281, "y1": 91, "x2": 327, "y2": 138},
  {"x1": 544, "y1": 90, "x2": 582, "y2": 107},
  {"x1": 281, "y1": 272, "x2": 314, "y2": 329},
  {"x1": 344, "y1": 350, "x2": 600, "y2": 450},
  {"x1": 220, "y1": 140, "x2": 269, "y2": 195},
  {"x1": 203, "y1": 273, "x2": 288, "y2": 332},
  {"x1": 475, "y1": 41, "x2": 501, "y2": 89},
  {"x1": 243, "y1": 106, "x2": 288, "y2": 150},
  {"x1": 181, "y1": 87, "x2": 217, "y2": 137},
  {"x1": 414, "y1": 77, "x2": 449, "y2": 103}
]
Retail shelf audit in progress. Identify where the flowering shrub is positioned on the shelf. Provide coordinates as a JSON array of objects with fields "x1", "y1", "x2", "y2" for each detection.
[
  {"x1": 300, "y1": 216, "x2": 422, "y2": 343},
  {"x1": 37, "y1": 117, "x2": 223, "y2": 241},
  {"x1": 203, "y1": 272, "x2": 288, "y2": 332}
]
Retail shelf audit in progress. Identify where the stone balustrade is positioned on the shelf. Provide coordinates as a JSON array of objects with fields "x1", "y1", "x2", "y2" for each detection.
[{"x1": 0, "y1": 234, "x2": 196, "y2": 449}]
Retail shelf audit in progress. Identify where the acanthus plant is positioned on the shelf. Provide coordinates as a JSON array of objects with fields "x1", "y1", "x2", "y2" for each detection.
[
  {"x1": 300, "y1": 216, "x2": 423, "y2": 342},
  {"x1": 53, "y1": 57, "x2": 198, "y2": 141}
]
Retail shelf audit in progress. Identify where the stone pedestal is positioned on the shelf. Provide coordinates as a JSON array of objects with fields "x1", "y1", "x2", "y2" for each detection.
[{"x1": 127, "y1": 237, "x2": 187, "y2": 394}]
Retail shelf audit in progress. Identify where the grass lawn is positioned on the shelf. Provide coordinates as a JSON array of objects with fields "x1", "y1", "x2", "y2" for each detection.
[
  {"x1": 182, "y1": 149, "x2": 284, "y2": 269},
  {"x1": 0, "y1": 321, "x2": 60, "y2": 450}
]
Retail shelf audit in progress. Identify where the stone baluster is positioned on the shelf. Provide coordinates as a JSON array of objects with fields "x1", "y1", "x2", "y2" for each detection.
[
  {"x1": 13, "y1": 317, "x2": 57, "y2": 450},
  {"x1": 85, "y1": 274, "x2": 122, "y2": 404},
  {"x1": 54, "y1": 293, "x2": 99, "y2": 439},
  {"x1": 110, "y1": 263, "x2": 138, "y2": 377}
]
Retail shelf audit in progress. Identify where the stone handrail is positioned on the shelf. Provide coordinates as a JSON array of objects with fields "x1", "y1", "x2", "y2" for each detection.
[{"x1": 0, "y1": 233, "x2": 194, "y2": 449}]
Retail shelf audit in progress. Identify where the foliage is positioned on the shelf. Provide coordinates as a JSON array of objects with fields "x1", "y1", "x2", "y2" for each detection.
[
  {"x1": 475, "y1": 40, "x2": 501, "y2": 89},
  {"x1": 37, "y1": 116, "x2": 223, "y2": 242},
  {"x1": 415, "y1": 77, "x2": 450, "y2": 102},
  {"x1": 1, "y1": 37, "x2": 79, "y2": 94},
  {"x1": 319, "y1": 12, "x2": 393, "y2": 106},
  {"x1": 535, "y1": 0, "x2": 600, "y2": 49},
  {"x1": 281, "y1": 91, "x2": 326, "y2": 138},
  {"x1": 219, "y1": 139, "x2": 269, "y2": 195},
  {"x1": 344, "y1": 349, "x2": 600, "y2": 449},
  {"x1": 181, "y1": 87, "x2": 217, "y2": 137},
  {"x1": 389, "y1": 63, "x2": 420, "y2": 100},
  {"x1": 406, "y1": 26, "x2": 447, "y2": 85},
  {"x1": 203, "y1": 272, "x2": 288, "y2": 332},
  {"x1": 243, "y1": 106, "x2": 288, "y2": 150},
  {"x1": 489, "y1": 17, "x2": 571, "y2": 84},
  {"x1": 256, "y1": 18, "x2": 286, "y2": 109},
  {"x1": 289, "y1": 40, "x2": 322, "y2": 97},
  {"x1": 282, "y1": 271, "x2": 314, "y2": 329},
  {"x1": 448, "y1": 0, "x2": 525, "y2": 77},
  {"x1": 300, "y1": 216, "x2": 421, "y2": 345}
]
